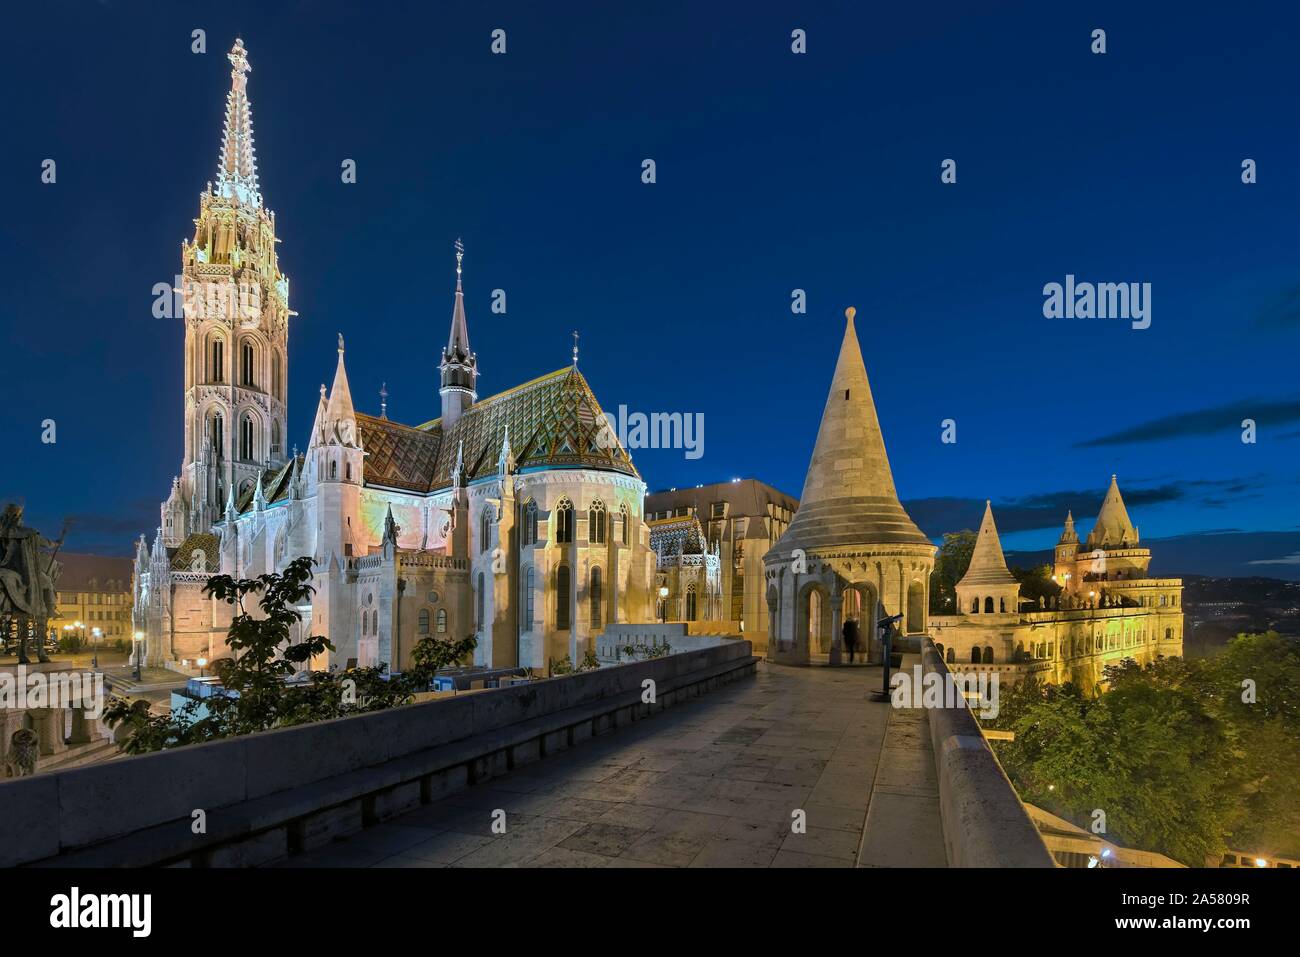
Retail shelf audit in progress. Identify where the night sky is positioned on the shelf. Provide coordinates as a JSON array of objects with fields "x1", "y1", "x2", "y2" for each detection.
[{"x1": 2, "y1": 1, "x2": 1298, "y2": 577}]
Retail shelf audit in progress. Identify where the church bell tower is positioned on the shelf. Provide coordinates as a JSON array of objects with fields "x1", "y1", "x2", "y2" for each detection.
[
  {"x1": 169, "y1": 38, "x2": 292, "y2": 542},
  {"x1": 439, "y1": 239, "x2": 478, "y2": 428}
]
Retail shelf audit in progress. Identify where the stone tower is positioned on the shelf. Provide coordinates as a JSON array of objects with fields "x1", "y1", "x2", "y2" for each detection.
[
  {"x1": 956, "y1": 501, "x2": 1021, "y2": 616},
  {"x1": 439, "y1": 239, "x2": 478, "y2": 428},
  {"x1": 765, "y1": 307, "x2": 936, "y2": 664},
  {"x1": 169, "y1": 38, "x2": 292, "y2": 543}
]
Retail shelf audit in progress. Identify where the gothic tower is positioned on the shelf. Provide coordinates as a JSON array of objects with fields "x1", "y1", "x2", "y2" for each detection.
[
  {"x1": 170, "y1": 38, "x2": 292, "y2": 543},
  {"x1": 439, "y1": 239, "x2": 478, "y2": 428}
]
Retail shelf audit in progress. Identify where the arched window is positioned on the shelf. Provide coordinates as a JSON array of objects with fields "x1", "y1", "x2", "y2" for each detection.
[
  {"x1": 686, "y1": 583, "x2": 697, "y2": 621},
  {"x1": 946, "y1": 647, "x2": 956, "y2": 664},
  {"x1": 361, "y1": 612, "x2": 368, "y2": 636},
  {"x1": 271, "y1": 420, "x2": 282, "y2": 457},
  {"x1": 620, "y1": 505, "x2": 630, "y2": 546},
  {"x1": 935, "y1": 642, "x2": 945, "y2": 658},
  {"x1": 208, "y1": 410, "x2": 224, "y2": 455},
  {"x1": 271, "y1": 353, "x2": 282, "y2": 399},
  {"x1": 436, "y1": 609, "x2": 447, "y2": 633},
  {"x1": 240, "y1": 414, "x2": 255, "y2": 461},
  {"x1": 524, "y1": 566, "x2": 535, "y2": 629},
  {"x1": 418, "y1": 609, "x2": 430, "y2": 635},
  {"x1": 983, "y1": 646, "x2": 994, "y2": 664},
  {"x1": 590, "y1": 567, "x2": 603, "y2": 628},
  {"x1": 476, "y1": 571, "x2": 485, "y2": 628},
  {"x1": 588, "y1": 501, "x2": 606, "y2": 544},
  {"x1": 555, "y1": 499, "x2": 573, "y2": 544},
  {"x1": 480, "y1": 509, "x2": 491, "y2": 553},
  {"x1": 1160, "y1": 594, "x2": 1167, "y2": 607},
  {"x1": 240, "y1": 340, "x2": 257, "y2": 387},
  {"x1": 522, "y1": 500, "x2": 538, "y2": 546},
  {"x1": 969, "y1": 597, "x2": 979, "y2": 614},
  {"x1": 983, "y1": 596, "x2": 994, "y2": 614},
  {"x1": 372, "y1": 610, "x2": 378, "y2": 635},
  {"x1": 970, "y1": 646, "x2": 981, "y2": 663},
  {"x1": 329, "y1": 460, "x2": 337, "y2": 480},
  {"x1": 999, "y1": 597, "x2": 1006, "y2": 613},
  {"x1": 209, "y1": 336, "x2": 225, "y2": 383},
  {"x1": 556, "y1": 565, "x2": 571, "y2": 629}
]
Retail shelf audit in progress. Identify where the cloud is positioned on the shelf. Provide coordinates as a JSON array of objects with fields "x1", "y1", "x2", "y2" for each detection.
[
  {"x1": 904, "y1": 477, "x2": 1259, "y2": 538},
  {"x1": 1075, "y1": 396, "x2": 1300, "y2": 448}
]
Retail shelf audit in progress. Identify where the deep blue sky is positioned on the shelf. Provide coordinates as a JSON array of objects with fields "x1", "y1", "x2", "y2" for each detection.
[{"x1": 2, "y1": 1, "x2": 1298, "y2": 577}]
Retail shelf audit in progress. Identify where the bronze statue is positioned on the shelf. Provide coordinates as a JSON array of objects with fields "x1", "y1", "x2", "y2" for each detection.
[{"x1": 0, "y1": 504, "x2": 64, "y2": 665}]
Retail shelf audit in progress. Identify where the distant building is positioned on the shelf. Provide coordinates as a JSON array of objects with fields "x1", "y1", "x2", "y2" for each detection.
[
  {"x1": 50, "y1": 553, "x2": 134, "y2": 645},
  {"x1": 645, "y1": 479, "x2": 798, "y2": 650},
  {"x1": 930, "y1": 480, "x2": 1184, "y2": 689}
]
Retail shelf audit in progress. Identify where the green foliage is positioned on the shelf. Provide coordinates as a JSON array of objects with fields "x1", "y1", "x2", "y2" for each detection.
[
  {"x1": 550, "y1": 655, "x2": 574, "y2": 676},
  {"x1": 104, "y1": 557, "x2": 476, "y2": 754},
  {"x1": 930, "y1": 530, "x2": 977, "y2": 614},
  {"x1": 578, "y1": 650, "x2": 602, "y2": 672},
  {"x1": 1010, "y1": 564, "x2": 1061, "y2": 606},
  {"x1": 621, "y1": 641, "x2": 672, "y2": 660},
  {"x1": 990, "y1": 632, "x2": 1300, "y2": 865}
]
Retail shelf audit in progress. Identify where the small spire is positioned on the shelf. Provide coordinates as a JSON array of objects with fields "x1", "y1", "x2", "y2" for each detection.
[
  {"x1": 338, "y1": 332, "x2": 345, "y2": 356},
  {"x1": 379, "y1": 382, "x2": 388, "y2": 419},
  {"x1": 572, "y1": 330, "x2": 580, "y2": 367},
  {"x1": 215, "y1": 38, "x2": 261, "y2": 206},
  {"x1": 455, "y1": 237, "x2": 464, "y2": 284},
  {"x1": 845, "y1": 306, "x2": 856, "y2": 328}
]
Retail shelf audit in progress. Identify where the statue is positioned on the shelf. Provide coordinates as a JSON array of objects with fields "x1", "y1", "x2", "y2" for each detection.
[
  {"x1": 0, "y1": 504, "x2": 64, "y2": 665},
  {"x1": 4, "y1": 728, "x2": 39, "y2": 778}
]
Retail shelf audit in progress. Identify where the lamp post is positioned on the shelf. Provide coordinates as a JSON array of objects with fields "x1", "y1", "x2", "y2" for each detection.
[
  {"x1": 658, "y1": 586, "x2": 669, "y2": 624},
  {"x1": 196, "y1": 657, "x2": 208, "y2": 678},
  {"x1": 132, "y1": 630, "x2": 143, "y2": 681}
]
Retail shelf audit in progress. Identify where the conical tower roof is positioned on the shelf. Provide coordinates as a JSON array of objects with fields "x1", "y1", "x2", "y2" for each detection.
[
  {"x1": 958, "y1": 502, "x2": 1018, "y2": 588},
  {"x1": 1086, "y1": 475, "x2": 1138, "y2": 548},
  {"x1": 324, "y1": 335, "x2": 359, "y2": 445},
  {"x1": 774, "y1": 308, "x2": 930, "y2": 555}
]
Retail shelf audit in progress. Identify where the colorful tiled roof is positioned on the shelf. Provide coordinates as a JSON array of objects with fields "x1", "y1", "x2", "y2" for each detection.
[
  {"x1": 234, "y1": 456, "x2": 301, "y2": 514},
  {"x1": 358, "y1": 366, "x2": 637, "y2": 494},
  {"x1": 171, "y1": 532, "x2": 220, "y2": 573}
]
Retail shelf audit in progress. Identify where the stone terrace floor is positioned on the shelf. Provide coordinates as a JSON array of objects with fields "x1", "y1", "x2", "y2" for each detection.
[{"x1": 272, "y1": 658, "x2": 949, "y2": 868}]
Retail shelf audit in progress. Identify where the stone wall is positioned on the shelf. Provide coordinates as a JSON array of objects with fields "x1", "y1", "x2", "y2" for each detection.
[
  {"x1": 0, "y1": 641, "x2": 755, "y2": 867},
  {"x1": 921, "y1": 641, "x2": 1055, "y2": 868}
]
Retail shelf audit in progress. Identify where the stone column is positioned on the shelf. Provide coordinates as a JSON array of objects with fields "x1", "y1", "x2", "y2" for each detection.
[
  {"x1": 828, "y1": 589, "x2": 844, "y2": 666},
  {"x1": 69, "y1": 707, "x2": 98, "y2": 745},
  {"x1": 33, "y1": 709, "x2": 66, "y2": 756}
]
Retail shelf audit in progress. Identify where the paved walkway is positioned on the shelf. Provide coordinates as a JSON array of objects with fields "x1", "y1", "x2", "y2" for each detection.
[{"x1": 274, "y1": 658, "x2": 948, "y2": 868}]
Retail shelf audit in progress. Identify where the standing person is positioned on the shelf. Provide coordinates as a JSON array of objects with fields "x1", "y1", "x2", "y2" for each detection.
[{"x1": 842, "y1": 616, "x2": 859, "y2": 664}]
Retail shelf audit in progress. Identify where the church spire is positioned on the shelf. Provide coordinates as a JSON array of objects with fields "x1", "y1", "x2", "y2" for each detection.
[
  {"x1": 214, "y1": 38, "x2": 261, "y2": 207},
  {"x1": 439, "y1": 239, "x2": 478, "y2": 428},
  {"x1": 324, "y1": 334, "x2": 358, "y2": 445},
  {"x1": 1058, "y1": 510, "x2": 1078, "y2": 545}
]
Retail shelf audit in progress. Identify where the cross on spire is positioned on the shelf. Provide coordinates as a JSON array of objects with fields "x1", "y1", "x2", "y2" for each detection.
[
  {"x1": 379, "y1": 382, "x2": 388, "y2": 419},
  {"x1": 572, "y1": 330, "x2": 580, "y2": 367}
]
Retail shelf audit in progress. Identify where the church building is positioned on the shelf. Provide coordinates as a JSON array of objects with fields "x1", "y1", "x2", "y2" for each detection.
[{"x1": 134, "y1": 40, "x2": 656, "y2": 676}]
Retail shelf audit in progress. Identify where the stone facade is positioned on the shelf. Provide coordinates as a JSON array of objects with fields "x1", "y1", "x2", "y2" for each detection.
[
  {"x1": 134, "y1": 41, "x2": 657, "y2": 676},
  {"x1": 930, "y1": 478, "x2": 1183, "y2": 690}
]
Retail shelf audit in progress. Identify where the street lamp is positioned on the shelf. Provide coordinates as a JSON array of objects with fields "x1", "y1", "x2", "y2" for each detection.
[
  {"x1": 197, "y1": 657, "x2": 208, "y2": 678},
  {"x1": 658, "y1": 586, "x2": 669, "y2": 624},
  {"x1": 132, "y1": 630, "x2": 144, "y2": 681}
]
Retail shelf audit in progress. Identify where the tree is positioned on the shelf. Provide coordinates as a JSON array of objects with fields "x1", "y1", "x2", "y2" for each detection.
[
  {"x1": 988, "y1": 633, "x2": 1300, "y2": 865},
  {"x1": 930, "y1": 530, "x2": 977, "y2": 614},
  {"x1": 1010, "y1": 564, "x2": 1061, "y2": 606},
  {"x1": 105, "y1": 557, "x2": 476, "y2": 754}
]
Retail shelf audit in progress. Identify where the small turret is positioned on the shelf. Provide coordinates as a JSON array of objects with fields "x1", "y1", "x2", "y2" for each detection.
[{"x1": 439, "y1": 239, "x2": 478, "y2": 428}]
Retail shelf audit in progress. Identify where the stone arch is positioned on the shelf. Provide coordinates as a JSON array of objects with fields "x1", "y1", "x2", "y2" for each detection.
[
  {"x1": 796, "y1": 580, "x2": 832, "y2": 656},
  {"x1": 906, "y1": 579, "x2": 925, "y2": 634},
  {"x1": 982, "y1": 645, "x2": 994, "y2": 664},
  {"x1": 983, "y1": 596, "x2": 994, "y2": 614}
]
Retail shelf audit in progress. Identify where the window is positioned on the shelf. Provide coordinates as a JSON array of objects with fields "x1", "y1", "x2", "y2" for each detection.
[
  {"x1": 983, "y1": 596, "x2": 994, "y2": 614},
  {"x1": 524, "y1": 566, "x2": 535, "y2": 629},
  {"x1": 271, "y1": 353, "x2": 282, "y2": 399},
  {"x1": 480, "y1": 509, "x2": 491, "y2": 553},
  {"x1": 555, "y1": 499, "x2": 573, "y2": 544},
  {"x1": 477, "y1": 572, "x2": 485, "y2": 628},
  {"x1": 620, "y1": 505, "x2": 629, "y2": 546},
  {"x1": 556, "y1": 565, "x2": 571, "y2": 629},
  {"x1": 271, "y1": 420, "x2": 281, "y2": 457},
  {"x1": 209, "y1": 336, "x2": 225, "y2": 383},
  {"x1": 590, "y1": 567, "x2": 603, "y2": 628},
  {"x1": 437, "y1": 609, "x2": 447, "y2": 633},
  {"x1": 970, "y1": 597, "x2": 979, "y2": 614},
  {"x1": 209, "y1": 411, "x2": 224, "y2": 455},
  {"x1": 240, "y1": 414, "x2": 255, "y2": 461},
  {"x1": 711, "y1": 502, "x2": 725, "y2": 518},
  {"x1": 686, "y1": 583, "x2": 697, "y2": 621},
  {"x1": 523, "y1": 500, "x2": 538, "y2": 546},
  {"x1": 418, "y1": 609, "x2": 430, "y2": 635},
  {"x1": 241, "y1": 340, "x2": 256, "y2": 387},
  {"x1": 588, "y1": 501, "x2": 606, "y2": 544}
]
